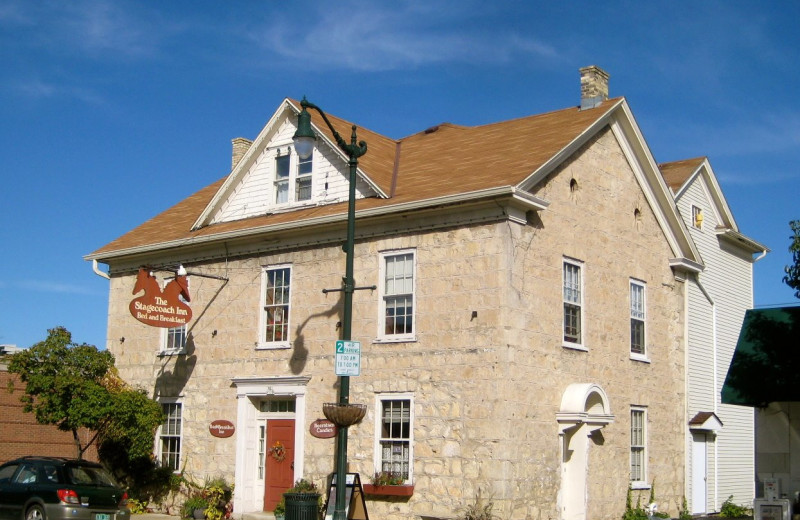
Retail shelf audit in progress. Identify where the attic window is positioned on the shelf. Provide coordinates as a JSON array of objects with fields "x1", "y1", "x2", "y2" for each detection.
[
  {"x1": 296, "y1": 152, "x2": 313, "y2": 201},
  {"x1": 692, "y1": 206, "x2": 703, "y2": 229},
  {"x1": 275, "y1": 155, "x2": 290, "y2": 204}
]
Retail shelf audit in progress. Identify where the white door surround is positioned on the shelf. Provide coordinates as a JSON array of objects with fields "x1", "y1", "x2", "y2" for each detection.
[
  {"x1": 231, "y1": 376, "x2": 310, "y2": 515},
  {"x1": 557, "y1": 383, "x2": 614, "y2": 520}
]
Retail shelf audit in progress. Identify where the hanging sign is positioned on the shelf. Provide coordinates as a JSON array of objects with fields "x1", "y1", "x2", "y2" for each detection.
[
  {"x1": 310, "y1": 419, "x2": 338, "y2": 439},
  {"x1": 209, "y1": 420, "x2": 235, "y2": 438},
  {"x1": 129, "y1": 268, "x2": 192, "y2": 328}
]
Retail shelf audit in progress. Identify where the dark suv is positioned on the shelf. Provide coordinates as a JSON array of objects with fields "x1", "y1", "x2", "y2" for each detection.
[{"x1": 0, "y1": 457, "x2": 130, "y2": 520}]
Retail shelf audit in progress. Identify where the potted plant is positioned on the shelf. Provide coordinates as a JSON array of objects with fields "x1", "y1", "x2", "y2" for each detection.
[
  {"x1": 283, "y1": 479, "x2": 320, "y2": 519},
  {"x1": 273, "y1": 497, "x2": 286, "y2": 520},
  {"x1": 181, "y1": 495, "x2": 209, "y2": 520},
  {"x1": 201, "y1": 477, "x2": 234, "y2": 520},
  {"x1": 363, "y1": 471, "x2": 414, "y2": 497}
]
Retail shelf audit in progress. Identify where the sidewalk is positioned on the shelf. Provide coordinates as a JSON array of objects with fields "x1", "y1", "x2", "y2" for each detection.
[{"x1": 135, "y1": 513, "x2": 275, "y2": 520}]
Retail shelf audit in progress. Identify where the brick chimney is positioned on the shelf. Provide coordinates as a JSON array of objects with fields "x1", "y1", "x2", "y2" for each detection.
[
  {"x1": 231, "y1": 137, "x2": 253, "y2": 169},
  {"x1": 580, "y1": 65, "x2": 609, "y2": 110}
]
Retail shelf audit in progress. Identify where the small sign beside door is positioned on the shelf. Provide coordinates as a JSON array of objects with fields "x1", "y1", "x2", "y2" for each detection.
[
  {"x1": 209, "y1": 420, "x2": 235, "y2": 438},
  {"x1": 310, "y1": 419, "x2": 338, "y2": 439}
]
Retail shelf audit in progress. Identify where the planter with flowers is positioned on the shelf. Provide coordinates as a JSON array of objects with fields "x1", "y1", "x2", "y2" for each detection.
[
  {"x1": 283, "y1": 479, "x2": 321, "y2": 519},
  {"x1": 362, "y1": 472, "x2": 414, "y2": 497}
]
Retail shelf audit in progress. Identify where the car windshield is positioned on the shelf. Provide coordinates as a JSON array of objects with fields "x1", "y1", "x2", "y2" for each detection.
[{"x1": 67, "y1": 466, "x2": 116, "y2": 487}]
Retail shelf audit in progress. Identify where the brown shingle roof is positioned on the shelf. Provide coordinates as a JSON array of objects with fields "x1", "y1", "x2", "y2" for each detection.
[
  {"x1": 89, "y1": 98, "x2": 622, "y2": 259},
  {"x1": 659, "y1": 157, "x2": 706, "y2": 193}
]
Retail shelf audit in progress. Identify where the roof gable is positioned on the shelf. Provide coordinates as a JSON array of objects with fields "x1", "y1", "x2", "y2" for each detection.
[
  {"x1": 192, "y1": 99, "x2": 393, "y2": 231},
  {"x1": 659, "y1": 157, "x2": 768, "y2": 254}
]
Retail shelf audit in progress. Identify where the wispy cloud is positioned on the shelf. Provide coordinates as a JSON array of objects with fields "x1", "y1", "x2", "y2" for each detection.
[
  {"x1": 11, "y1": 78, "x2": 105, "y2": 104},
  {"x1": 16, "y1": 280, "x2": 99, "y2": 296},
  {"x1": 248, "y1": 2, "x2": 558, "y2": 72},
  {"x1": 1, "y1": 0, "x2": 179, "y2": 60}
]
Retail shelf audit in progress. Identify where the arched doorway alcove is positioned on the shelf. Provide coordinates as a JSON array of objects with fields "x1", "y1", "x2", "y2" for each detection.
[{"x1": 556, "y1": 383, "x2": 614, "y2": 520}]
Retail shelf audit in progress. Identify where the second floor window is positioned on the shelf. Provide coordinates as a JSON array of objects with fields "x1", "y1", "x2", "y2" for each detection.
[
  {"x1": 262, "y1": 266, "x2": 291, "y2": 346},
  {"x1": 630, "y1": 281, "x2": 646, "y2": 356},
  {"x1": 563, "y1": 260, "x2": 583, "y2": 347},
  {"x1": 380, "y1": 251, "x2": 415, "y2": 339},
  {"x1": 161, "y1": 277, "x2": 189, "y2": 355}
]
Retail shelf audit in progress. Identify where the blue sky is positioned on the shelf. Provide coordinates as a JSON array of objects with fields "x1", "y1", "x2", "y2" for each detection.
[{"x1": 1, "y1": 0, "x2": 798, "y2": 349}]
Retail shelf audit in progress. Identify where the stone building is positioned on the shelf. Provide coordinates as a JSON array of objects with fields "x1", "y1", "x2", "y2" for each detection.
[{"x1": 86, "y1": 67, "x2": 760, "y2": 520}]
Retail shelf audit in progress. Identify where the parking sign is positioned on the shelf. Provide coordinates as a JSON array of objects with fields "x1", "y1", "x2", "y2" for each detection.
[{"x1": 335, "y1": 340, "x2": 361, "y2": 376}]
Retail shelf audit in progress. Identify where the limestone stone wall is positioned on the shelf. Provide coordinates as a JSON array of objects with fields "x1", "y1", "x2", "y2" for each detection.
[{"x1": 106, "y1": 126, "x2": 686, "y2": 520}]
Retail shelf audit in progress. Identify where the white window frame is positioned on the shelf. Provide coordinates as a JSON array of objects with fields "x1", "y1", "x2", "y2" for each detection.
[
  {"x1": 630, "y1": 407, "x2": 648, "y2": 487},
  {"x1": 374, "y1": 393, "x2": 414, "y2": 485},
  {"x1": 376, "y1": 250, "x2": 416, "y2": 343},
  {"x1": 157, "y1": 399, "x2": 183, "y2": 473},
  {"x1": 259, "y1": 264, "x2": 292, "y2": 349},
  {"x1": 159, "y1": 277, "x2": 189, "y2": 355},
  {"x1": 691, "y1": 205, "x2": 703, "y2": 229},
  {"x1": 630, "y1": 280, "x2": 648, "y2": 361},
  {"x1": 272, "y1": 147, "x2": 314, "y2": 207},
  {"x1": 562, "y1": 258, "x2": 585, "y2": 350},
  {"x1": 296, "y1": 152, "x2": 313, "y2": 202},
  {"x1": 274, "y1": 153, "x2": 291, "y2": 204}
]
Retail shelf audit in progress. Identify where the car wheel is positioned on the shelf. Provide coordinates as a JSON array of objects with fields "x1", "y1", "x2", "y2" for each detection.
[{"x1": 25, "y1": 505, "x2": 45, "y2": 520}]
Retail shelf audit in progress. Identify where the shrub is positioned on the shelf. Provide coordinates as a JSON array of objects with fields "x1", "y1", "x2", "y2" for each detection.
[
  {"x1": 678, "y1": 496, "x2": 691, "y2": 520},
  {"x1": 460, "y1": 490, "x2": 494, "y2": 520},
  {"x1": 286, "y1": 479, "x2": 318, "y2": 494},
  {"x1": 181, "y1": 496, "x2": 209, "y2": 520},
  {"x1": 720, "y1": 495, "x2": 752, "y2": 518}
]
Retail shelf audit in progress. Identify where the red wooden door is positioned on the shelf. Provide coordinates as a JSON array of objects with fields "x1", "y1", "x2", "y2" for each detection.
[{"x1": 263, "y1": 419, "x2": 295, "y2": 511}]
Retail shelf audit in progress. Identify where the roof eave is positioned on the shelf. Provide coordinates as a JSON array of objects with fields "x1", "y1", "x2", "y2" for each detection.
[{"x1": 85, "y1": 186, "x2": 548, "y2": 263}]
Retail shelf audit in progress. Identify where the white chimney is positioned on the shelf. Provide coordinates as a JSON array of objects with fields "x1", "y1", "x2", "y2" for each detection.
[{"x1": 580, "y1": 65, "x2": 609, "y2": 110}]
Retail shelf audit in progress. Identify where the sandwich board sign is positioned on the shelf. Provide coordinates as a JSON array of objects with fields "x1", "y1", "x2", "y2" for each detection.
[{"x1": 335, "y1": 341, "x2": 361, "y2": 376}]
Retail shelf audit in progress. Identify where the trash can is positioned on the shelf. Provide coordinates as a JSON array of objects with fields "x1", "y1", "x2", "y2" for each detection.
[{"x1": 284, "y1": 492, "x2": 320, "y2": 520}]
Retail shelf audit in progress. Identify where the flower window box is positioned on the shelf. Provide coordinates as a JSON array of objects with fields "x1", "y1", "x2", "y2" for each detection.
[{"x1": 362, "y1": 484, "x2": 414, "y2": 497}]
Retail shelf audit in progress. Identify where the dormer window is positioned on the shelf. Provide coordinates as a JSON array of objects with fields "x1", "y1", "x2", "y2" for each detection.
[
  {"x1": 275, "y1": 154, "x2": 290, "y2": 204},
  {"x1": 274, "y1": 150, "x2": 313, "y2": 205},
  {"x1": 296, "y1": 152, "x2": 313, "y2": 201}
]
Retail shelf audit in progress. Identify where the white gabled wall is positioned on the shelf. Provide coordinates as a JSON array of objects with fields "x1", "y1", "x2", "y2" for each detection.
[
  {"x1": 679, "y1": 173, "x2": 755, "y2": 512},
  {"x1": 211, "y1": 116, "x2": 375, "y2": 225}
]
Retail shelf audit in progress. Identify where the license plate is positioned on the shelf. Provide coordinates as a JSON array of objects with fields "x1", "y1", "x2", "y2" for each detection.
[{"x1": 95, "y1": 514, "x2": 111, "y2": 520}]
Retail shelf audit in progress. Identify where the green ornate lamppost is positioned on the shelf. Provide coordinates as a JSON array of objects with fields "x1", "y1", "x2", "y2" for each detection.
[{"x1": 293, "y1": 97, "x2": 368, "y2": 520}]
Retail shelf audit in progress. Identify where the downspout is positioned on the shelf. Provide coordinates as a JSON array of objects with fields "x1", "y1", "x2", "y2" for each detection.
[
  {"x1": 92, "y1": 259, "x2": 110, "y2": 280},
  {"x1": 694, "y1": 273, "x2": 718, "y2": 512}
]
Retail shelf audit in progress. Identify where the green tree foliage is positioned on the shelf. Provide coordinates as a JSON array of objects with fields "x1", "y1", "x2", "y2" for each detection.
[
  {"x1": 8, "y1": 327, "x2": 114, "y2": 458},
  {"x1": 784, "y1": 220, "x2": 800, "y2": 299},
  {"x1": 7, "y1": 326, "x2": 163, "y2": 466}
]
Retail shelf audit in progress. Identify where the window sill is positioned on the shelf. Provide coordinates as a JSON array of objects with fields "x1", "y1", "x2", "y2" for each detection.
[
  {"x1": 630, "y1": 354, "x2": 650, "y2": 363},
  {"x1": 256, "y1": 343, "x2": 291, "y2": 350},
  {"x1": 363, "y1": 484, "x2": 414, "y2": 497},
  {"x1": 562, "y1": 343, "x2": 588, "y2": 352},
  {"x1": 158, "y1": 350, "x2": 186, "y2": 357},
  {"x1": 630, "y1": 482, "x2": 651, "y2": 490},
  {"x1": 373, "y1": 336, "x2": 417, "y2": 345}
]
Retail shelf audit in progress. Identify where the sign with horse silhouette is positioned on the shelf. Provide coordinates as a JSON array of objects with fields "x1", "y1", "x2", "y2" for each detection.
[{"x1": 129, "y1": 268, "x2": 192, "y2": 328}]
